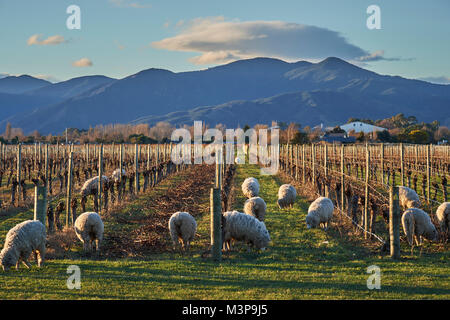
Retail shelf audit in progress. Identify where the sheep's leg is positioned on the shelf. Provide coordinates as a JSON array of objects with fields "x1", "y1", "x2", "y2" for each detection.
[
  {"x1": 22, "y1": 258, "x2": 31, "y2": 269},
  {"x1": 15, "y1": 257, "x2": 22, "y2": 270},
  {"x1": 36, "y1": 245, "x2": 45, "y2": 267},
  {"x1": 95, "y1": 239, "x2": 101, "y2": 253}
]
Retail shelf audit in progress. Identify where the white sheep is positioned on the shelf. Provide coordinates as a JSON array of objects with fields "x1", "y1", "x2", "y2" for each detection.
[
  {"x1": 277, "y1": 184, "x2": 296, "y2": 209},
  {"x1": 242, "y1": 177, "x2": 260, "y2": 199},
  {"x1": 306, "y1": 197, "x2": 334, "y2": 230},
  {"x1": 80, "y1": 175, "x2": 110, "y2": 197},
  {"x1": 401, "y1": 208, "x2": 438, "y2": 253},
  {"x1": 436, "y1": 202, "x2": 450, "y2": 235},
  {"x1": 168, "y1": 212, "x2": 197, "y2": 251},
  {"x1": 222, "y1": 211, "x2": 270, "y2": 251},
  {"x1": 243, "y1": 197, "x2": 267, "y2": 222},
  {"x1": 398, "y1": 186, "x2": 421, "y2": 209},
  {"x1": 74, "y1": 212, "x2": 104, "y2": 252},
  {"x1": 0, "y1": 220, "x2": 46, "y2": 271},
  {"x1": 111, "y1": 168, "x2": 126, "y2": 182}
]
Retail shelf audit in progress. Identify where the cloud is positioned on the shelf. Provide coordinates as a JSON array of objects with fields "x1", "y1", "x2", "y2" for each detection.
[
  {"x1": 418, "y1": 76, "x2": 450, "y2": 85},
  {"x1": 27, "y1": 34, "x2": 66, "y2": 46},
  {"x1": 72, "y1": 58, "x2": 93, "y2": 67},
  {"x1": 33, "y1": 74, "x2": 60, "y2": 83},
  {"x1": 109, "y1": 0, "x2": 151, "y2": 8},
  {"x1": 152, "y1": 17, "x2": 405, "y2": 65}
]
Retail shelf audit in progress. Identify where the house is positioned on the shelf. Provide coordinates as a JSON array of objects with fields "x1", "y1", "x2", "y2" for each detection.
[
  {"x1": 340, "y1": 121, "x2": 386, "y2": 134},
  {"x1": 319, "y1": 132, "x2": 356, "y2": 144}
]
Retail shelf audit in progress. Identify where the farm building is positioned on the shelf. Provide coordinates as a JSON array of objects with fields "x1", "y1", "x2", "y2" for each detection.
[{"x1": 340, "y1": 121, "x2": 387, "y2": 134}]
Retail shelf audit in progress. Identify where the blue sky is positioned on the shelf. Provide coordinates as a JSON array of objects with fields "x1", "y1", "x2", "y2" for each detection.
[{"x1": 0, "y1": 0, "x2": 449, "y2": 83}]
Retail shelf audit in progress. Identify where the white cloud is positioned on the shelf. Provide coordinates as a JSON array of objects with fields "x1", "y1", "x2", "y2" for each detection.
[
  {"x1": 27, "y1": 34, "x2": 66, "y2": 46},
  {"x1": 109, "y1": 0, "x2": 151, "y2": 8},
  {"x1": 152, "y1": 17, "x2": 388, "y2": 65},
  {"x1": 33, "y1": 74, "x2": 60, "y2": 83},
  {"x1": 72, "y1": 58, "x2": 93, "y2": 67}
]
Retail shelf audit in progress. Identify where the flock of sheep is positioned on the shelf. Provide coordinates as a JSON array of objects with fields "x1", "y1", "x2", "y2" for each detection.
[{"x1": 0, "y1": 171, "x2": 449, "y2": 271}]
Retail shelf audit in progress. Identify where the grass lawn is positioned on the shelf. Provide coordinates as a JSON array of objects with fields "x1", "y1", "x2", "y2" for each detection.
[{"x1": 0, "y1": 164, "x2": 448, "y2": 299}]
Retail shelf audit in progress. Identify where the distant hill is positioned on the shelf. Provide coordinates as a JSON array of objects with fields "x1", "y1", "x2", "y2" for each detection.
[
  {"x1": 1, "y1": 57, "x2": 449, "y2": 134},
  {"x1": 0, "y1": 75, "x2": 51, "y2": 94}
]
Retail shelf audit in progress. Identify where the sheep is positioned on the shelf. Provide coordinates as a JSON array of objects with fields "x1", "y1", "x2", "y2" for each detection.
[
  {"x1": 398, "y1": 186, "x2": 421, "y2": 209},
  {"x1": 305, "y1": 197, "x2": 334, "y2": 230},
  {"x1": 168, "y1": 212, "x2": 197, "y2": 251},
  {"x1": 242, "y1": 177, "x2": 259, "y2": 199},
  {"x1": 401, "y1": 208, "x2": 438, "y2": 254},
  {"x1": 0, "y1": 220, "x2": 46, "y2": 271},
  {"x1": 243, "y1": 197, "x2": 267, "y2": 222},
  {"x1": 221, "y1": 211, "x2": 270, "y2": 252},
  {"x1": 111, "y1": 168, "x2": 126, "y2": 182},
  {"x1": 436, "y1": 202, "x2": 450, "y2": 236},
  {"x1": 277, "y1": 184, "x2": 296, "y2": 209},
  {"x1": 74, "y1": 212, "x2": 104, "y2": 253},
  {"x1": 80, "y1": 175, "x2": 110, "y2": 197}
]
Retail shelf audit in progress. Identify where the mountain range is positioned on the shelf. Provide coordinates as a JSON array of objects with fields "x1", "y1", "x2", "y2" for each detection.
[{"x1": 1, "y1": 57, "x2": 449, "y2": 135}]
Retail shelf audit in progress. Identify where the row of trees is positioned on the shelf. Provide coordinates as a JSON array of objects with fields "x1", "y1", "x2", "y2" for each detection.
[{"x1": 1, "y1": 113, "x2": 449, "y2": 145}]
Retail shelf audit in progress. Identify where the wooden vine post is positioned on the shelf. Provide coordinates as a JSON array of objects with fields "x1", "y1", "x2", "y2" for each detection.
[
  {"x1": 66, "y1": 151, "x2": 73, "y2": 227},
  {"x1": 340, "y1": 144, "x2": 345, "y2": 212},
  {"x1": 135, "y1": 144, "x2": 139, "y2": 193},
  {"x1": 98, "y1": 144, "x2": 104, "y2": 213},
  {"x1": 380, "y1": 143, "x2": 384, "y2": 185},
  {"x1": 16, "y1": 144, "x2": 21, "y2": 203},
  {"x1": 324, "y1": 143, "x2": 329, "y2": 198},
  {"x1": 389, "y1": 186, "x2": 400, "y2": 259},
  {"x1": 426, "y1": 144, "x2": 431, "y2": 204},
  {"x1": 34, "y1": 185, "x2": 47, "y2": 231},
  {"x1": 400, "y1": 143, "x2": 404, "y2": 186},
  {"x1": 364, "y1": 144, "x2": 370, "y2": 239},
  {"x1": 312, "y1": 143, "x2": 315, "y2": 186},
  {"x1": 210, "y1": 150, "x2": 222, "y2": 262}
]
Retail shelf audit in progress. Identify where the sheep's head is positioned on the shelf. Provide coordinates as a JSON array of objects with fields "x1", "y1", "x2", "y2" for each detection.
[
  {"x1": 0, "y1": 250, "x2": 15, "y2": 271},
  {"x1": 306, "y1": 213, "x2": 320, "y2": 229},
  {"x1": 407, "y1": 199, "x2": 421, "y2": 209},
  {"x1": 424, "y1": 226, "x2": 438, "y2": 242}
]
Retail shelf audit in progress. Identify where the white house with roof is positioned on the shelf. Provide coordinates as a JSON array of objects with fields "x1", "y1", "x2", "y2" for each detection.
[{"x1": 340, "y1": 121, "x2": 386, "y2": 134}]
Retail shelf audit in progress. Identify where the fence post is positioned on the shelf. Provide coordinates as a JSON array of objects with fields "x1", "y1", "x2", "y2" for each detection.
[
  {"x1": 400, "y1": 143, "x2": 404, "y2": 186},
  {"x1": 302, "y1": 144, "x2": 306, "y2": 184},
  {"x1": 364, "y1": 144, "x2": 370, "y2": 239},
  {"x1": 135, "y1": 144, "x2": 140, "y2": 193},
  {"x1": 66, "y1": 151, "x2": 73, "y2": 227},
  {"x1": 426, "y1": 144, "x2": 431, "y2": 204},
  {"x1": 340, "y1": 144, "x2": 345, "y2": 213},
  {"x1": 34, "y1": 185, "x2": 47, "y2": 230},
  {"x1": 98, "y1": 144, "x2": 103, "y2": 213},
  {"x1": 380, "y1": 143, "x2": 384, "y2": 185},
  {"x1": 312, "y1": 143, "x2": 315, "y2": 187},
  {"x1": 389, "y1": 185, "x2": 400, "y2": 259},
  {"x1": 324, "y1": 143, "x2": 329, "y2": 198},
  {"x1": 16, "y1": 144, "x2": 21, "y2": 203}
]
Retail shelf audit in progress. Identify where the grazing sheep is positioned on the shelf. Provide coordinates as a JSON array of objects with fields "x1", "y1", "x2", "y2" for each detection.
[
  {"x1": 306, "y1": 197, "x2": 334, "y2": 230},
  {"x1": 111, "y1": 168, "x2": 126, "y2": 182},
  {"x1": 398, "y1": 186, "x2": 421, "y2": 209},
  {"x1": 243, "y1": 197, "x2": 267, "y2": 222},
  {"x1": 80, "y1": 175, "x2": 110, "y2": 197},
  {"x1": 168, "y1": 212, "x2": 197, "y2": 251},
  {"x1": 0, "y1": 220, "x2": 46, "y2": 271},
  {"x1": 222, "y1": 211, "x2": 270, "y2": 251},
  {"x1": 401, "y1": 208, "x2": 438, "y2": 253},
  {"x1": 242, "y1": 177, "x2": 259, "y2": 199},
  {"x1": 277, "y1": 184, "x2": 296, "y2": 209},
  {"x1": 74, "y1": 212, "x2": 104, "y2": 252},
  {"x1": 436, "y1": 202, "x2": 450, "y2": 235}
]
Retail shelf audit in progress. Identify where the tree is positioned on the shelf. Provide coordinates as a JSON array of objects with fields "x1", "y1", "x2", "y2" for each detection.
[
  {"x1": 408, "y1": 129, "x2": 429, "y2": 144},
  {"x1": 4, "y1": 122, "x2": 11, "y2": 140},
  {"x1": 356, "y1": 131, "x2": 365, "y2": 142},
  {"x1": 291, "y1": 131, "x2": 309, "y2": 144}
]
